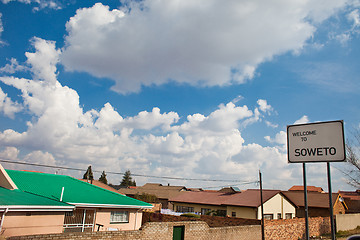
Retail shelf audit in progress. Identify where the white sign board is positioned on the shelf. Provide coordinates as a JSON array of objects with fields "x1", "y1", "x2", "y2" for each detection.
[{"x1": 287, "y1": 120, "x2": 345, "y2": 163}]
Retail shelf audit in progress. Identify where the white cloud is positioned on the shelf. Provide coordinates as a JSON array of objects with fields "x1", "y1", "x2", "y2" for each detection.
[
  {"x1": 0, "y1": 87, "x2": 23, "y2": 118},
  {"x1": 265, "y1": 131, "x2": 287, "y2": 145},
  {"x1": 1, "y1": 0, "x2": 62, "y2": 11},
  {"x1": 348, "y1": 9, "x2": 360, "y2": 30},
  {"x1": 294, "y1": 115, "x2": 310, "y2": 125},
  {"x1": 0, "y1": 58, "x2": 28, "y2": 74},
  {"x1": 257, "y1": 99, "x2": 273, "y2": 114},
  {"x1": 61, "y1": 1, "x2": 350, "y2": 94},
  {"x1": 26, "y1": 37, "x2": 61, "y2": 84},
  {"x1": 0, "y1": 36, "x2": 344, "y2": 189},
  {"x1": 23, "y1": 150, "x2": 56, "y2": 165},
  {"x1": 0, "y1": 147, "x2": 19, "y2": 160},
  {"x1": 265, "y1": 121, "x2": 278, "y2": 128},
  {"x1": 0, "y1": 13, "x2": 4, "y2": 45}
]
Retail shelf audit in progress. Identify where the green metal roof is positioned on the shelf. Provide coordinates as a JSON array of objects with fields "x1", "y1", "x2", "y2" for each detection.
[
  {"x1": 0, "y1": 187, "x2": 73, "y2": 209},
  {"x1": 6, "y1": 169, "x2": 152, "y2": 208}
]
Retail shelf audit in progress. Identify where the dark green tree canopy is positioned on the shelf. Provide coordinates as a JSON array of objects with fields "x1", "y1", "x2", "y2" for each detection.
[
  {"x1": 120, "y1": 170, "x2": 136, "y2": 187},
  {"x1": 98, "y1": 170, "x2": 108, "y2": 185},
  {"x1": 83, "y1": 165, "x2": 94, "y2": 180}
]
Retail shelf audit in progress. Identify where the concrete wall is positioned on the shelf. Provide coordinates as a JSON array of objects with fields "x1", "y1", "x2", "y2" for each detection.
[
  {"x1": 7, "y1": 221, "x2": 261, "y2": 240},
  {"x1": 336, "y1": 213, "x2": 360, "y2": 231},
  {"x1": 94, "y1": 208, "x2": 143, "y2": 231},
  {"x1": 1, "y1": 211, "x2": 65, "y2": 238}
]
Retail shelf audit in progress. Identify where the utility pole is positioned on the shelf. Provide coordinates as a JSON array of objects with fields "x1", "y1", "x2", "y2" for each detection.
[{"x1": 259, "y1": 170, "x2": 265, "y2": 240}]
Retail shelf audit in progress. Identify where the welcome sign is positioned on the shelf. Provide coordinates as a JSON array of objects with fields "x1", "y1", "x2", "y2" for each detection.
[{"x1": 287, "y1": 120, "x2": 346, "y2": 163}]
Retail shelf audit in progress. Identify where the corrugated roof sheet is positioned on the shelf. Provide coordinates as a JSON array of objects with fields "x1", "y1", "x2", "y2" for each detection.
[
  {"x1": 0, "y1": 187, "x2": 73, "y2": 208},
  {"x1": 6, "y1": 169, "x2": 152, "y2": 208}
]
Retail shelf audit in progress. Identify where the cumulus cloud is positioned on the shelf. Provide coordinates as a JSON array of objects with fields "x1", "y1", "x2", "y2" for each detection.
[
  {"x1": 26, "y1": 37, "x2": 61, "y2": 83},
  {"x1": 0, "y1": 58, "x2": 28, "y2": 74},
  {"x1": 0, "y1": 36, "x2": 329, "y2": 189},
  {"x1": 0, "y1": 87, "x2": 22, "y2": 118},
  {"x1": 1, "y1": 0, "x2": 62, "y2": 11},
  {"x1": 61, "y1": 1, "x2": 349, "y2": 94},
  {"x1": 294, "y1": 115, "x2": 310, "y2": 125},
  {"x1": 0, "y1": 13, "x2": 4, "y2": 45}
]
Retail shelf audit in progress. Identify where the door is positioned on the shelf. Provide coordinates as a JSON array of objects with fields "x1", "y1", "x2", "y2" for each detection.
[{"x1": 173, "y1": 226, "x2": 185, "y2": 240}]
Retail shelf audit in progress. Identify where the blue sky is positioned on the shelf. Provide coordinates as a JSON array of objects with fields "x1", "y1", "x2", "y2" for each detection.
[{"x1": 0, "y1": 0, "x2": 359, "y2": 191}]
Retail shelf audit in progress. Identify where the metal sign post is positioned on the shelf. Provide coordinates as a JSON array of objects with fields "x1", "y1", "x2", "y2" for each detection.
[
  {"x1": 327, "y1": 162, "x2": 336, "y2": 240},
  {"x1": 287, "y1": 120, "x2": 346, "y2": 240},
  {"x1": 303, "y1": 163, "x2": 309, "y2": 240}
]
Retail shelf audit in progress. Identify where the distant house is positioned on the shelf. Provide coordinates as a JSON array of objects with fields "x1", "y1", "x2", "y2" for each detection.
[
  {"x1": 0, "y1": 165, "x2": 152, "y2": 238},
  {"x1": 169, "y1": 189, "x2": 296, "y2": 220},
  {"x1": 282, "y1": 191, "x2": 347, "y2": 217},
  {"x1": 338, "y1": 190, "x2": 360, "y2": 214},
  {"x1": 118, "y1": 183, "x2": 188, "y2": 209}
]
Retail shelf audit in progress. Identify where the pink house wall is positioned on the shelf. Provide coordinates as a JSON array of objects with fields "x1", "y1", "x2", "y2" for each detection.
[
  {"x1": 94, "y1": 208, "x2": 143, "y2": 231},
  {"x1": 1, "y1": 211, "x2": 65, "y2": 238}
]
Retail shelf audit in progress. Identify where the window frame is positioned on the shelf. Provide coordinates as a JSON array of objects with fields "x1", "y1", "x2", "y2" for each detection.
[{"x1": 110, "y1": 211, "x2": 129, "y2": 224}]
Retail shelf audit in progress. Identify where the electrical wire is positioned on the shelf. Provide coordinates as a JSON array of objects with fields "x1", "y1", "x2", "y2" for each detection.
[{"x1": 0, "y1": 158, "x2": 256, "y2": 184}]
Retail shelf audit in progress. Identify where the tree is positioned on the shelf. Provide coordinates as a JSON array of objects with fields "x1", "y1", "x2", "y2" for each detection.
[
  {"x1": 98, "y1": 171, "x2": 108, "y2": 185},
  {"x1": 83, "y1": 165, "x2": 94, "y2": 181},
  {"x1": 120, "y1": 170, "x2": 136, "y2": 187},
  {"x1": 344, "y1": 130, "x2": 360, "y2": 188},
  {"x1": 134, "y1": 193, "x2": 158, "y2": 203}
]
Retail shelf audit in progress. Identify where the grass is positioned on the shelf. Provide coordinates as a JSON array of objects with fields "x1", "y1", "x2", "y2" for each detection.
[{"x1": 314, "y1": 226, "x2": 360, "y2": 239}]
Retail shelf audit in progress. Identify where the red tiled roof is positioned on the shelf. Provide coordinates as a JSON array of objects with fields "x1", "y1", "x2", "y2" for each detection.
[
  {"x1": 169, "y1": 189, "x2": 282, "y2": 208},
  {"x1": 223, "y1": 189, "x2": 281, "y2": 207},
  {"x1": 169, "y1": 191, "x2": 234, "y2": 206},
  {"x1": 282, "y1": 191, "x2": 339, "y2": 208},
  {"x1": 289, "y1": 185, "x2": 324, "y2": 193},
  {"x1": 339, "y1": 190, "x2": 360, "y2": 201}
]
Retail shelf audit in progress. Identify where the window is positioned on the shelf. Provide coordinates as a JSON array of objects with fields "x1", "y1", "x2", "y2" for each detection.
[
  {"x1": 277, "y1": 213, "x2": 282, "y2": 219},
  {"x1": 263, "y1": 214, "x2": 273, "y2": 220},
  {"x1": 110, "y1": 211, "x2": 129, "y2": 223},
  {"x1": 232, "y1": 212, "x2": 236, "y2": 217},
  {"x1": 285, "y1": 213, "x2": 293, "y2": 219},
  {"x1": 176, "y1": 206, "x2": 194, "y2": 213},
  {"x1": 201, "y1": 208, "x2": 211, "y2": 215}
]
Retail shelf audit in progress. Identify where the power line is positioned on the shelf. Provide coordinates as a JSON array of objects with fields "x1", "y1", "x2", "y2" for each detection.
[{"x1": 0, "y1": 158, "x2": 252, "y2": 183}]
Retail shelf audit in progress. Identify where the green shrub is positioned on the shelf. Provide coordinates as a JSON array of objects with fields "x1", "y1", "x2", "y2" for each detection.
[{"x1": 181, "y1": 213, "x2": 200, "y2": 218}]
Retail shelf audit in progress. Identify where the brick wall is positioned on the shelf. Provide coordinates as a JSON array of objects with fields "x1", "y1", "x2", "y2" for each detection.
[
  {"x1": 264, "y1": 217, "x2": 331, "y2": 240},
  {"x1": 7, "y1": 221, "x2": 261, "y2": 240},
  {"x1": 6, "y1": 216, "x2": 331, "y2": 240}
]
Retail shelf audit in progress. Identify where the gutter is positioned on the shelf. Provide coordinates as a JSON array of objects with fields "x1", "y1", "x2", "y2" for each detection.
[
  {"x1": 0, "y1": 208, "x2": 8, "y2": 233},
  {"x1": 69, "y1": 203, "x2": 152, "y2": 209}
]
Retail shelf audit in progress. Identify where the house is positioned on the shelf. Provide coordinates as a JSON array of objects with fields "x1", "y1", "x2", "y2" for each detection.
[
  {"x1": 338, "y1": 190, "x2": 360, "y2": 214},
  {"x1": 118, "y1": 183, "x2": 188, "y2": 209},
  {"x1": 282, "y1": 191, "x2": 347, "y2": 217},
  {"x1": 0, "y1": 165, "x2": 152, "y2": 237},
  {"x1": 0, "y1": 165, "x2": 75, "y2": 238},
  {"x1": 169, "y1": 189, "x2": 296, "y2": 220}
]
